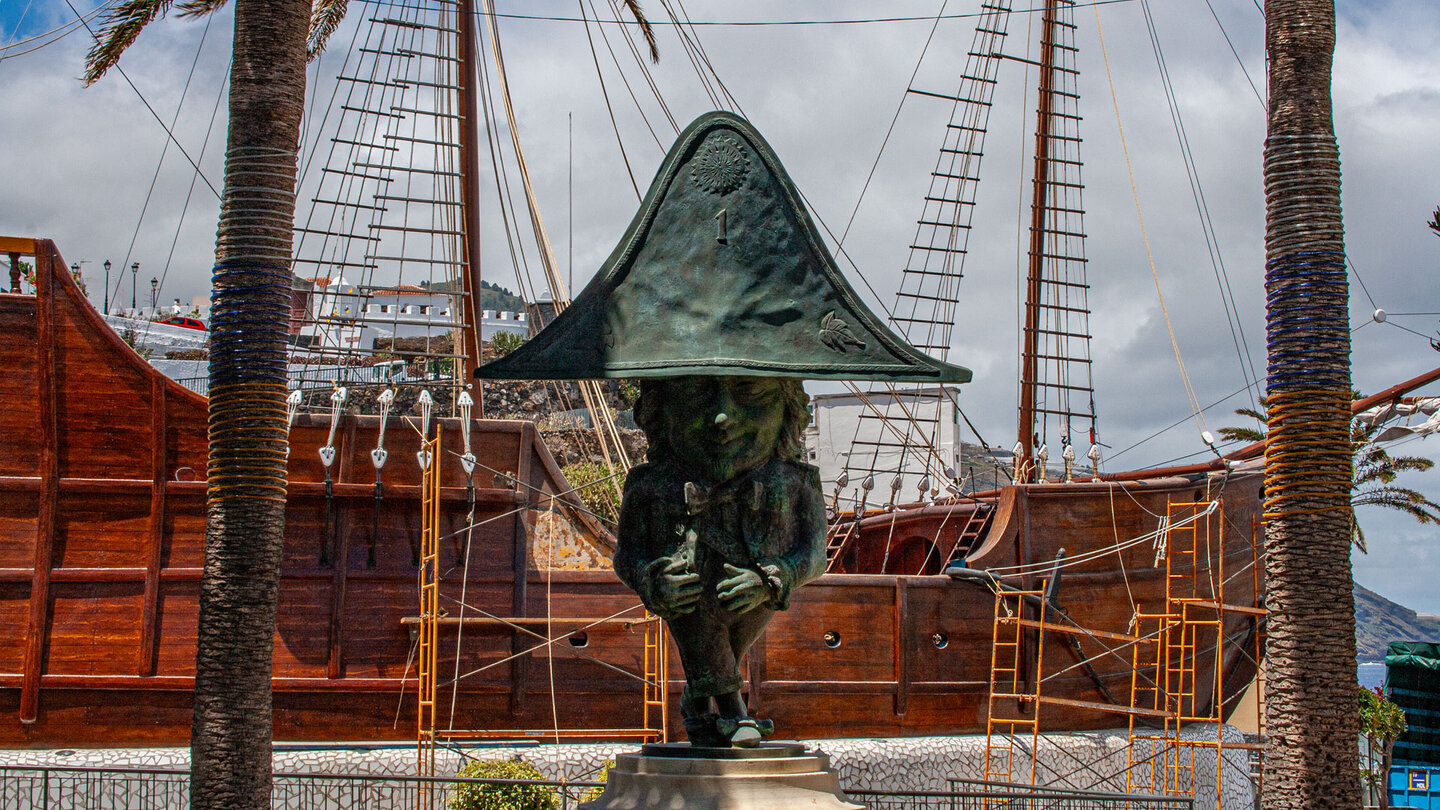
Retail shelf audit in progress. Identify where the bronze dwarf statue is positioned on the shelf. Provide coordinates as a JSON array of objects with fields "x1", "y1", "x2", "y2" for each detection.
[
  {"x1": 475, "y1": 110, "x2": 970, "y2": 749},
  {"x1": 615, "y1": 376, "x2": 824, "y2": 746}
]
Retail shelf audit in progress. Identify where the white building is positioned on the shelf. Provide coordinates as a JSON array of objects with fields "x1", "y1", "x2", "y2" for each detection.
[
  {"x1": 294, "y1": 276, "x2": 528, "y2": 350},
  {"x1": 805, "y1": 386, "x2": 965, "y2": 499}
]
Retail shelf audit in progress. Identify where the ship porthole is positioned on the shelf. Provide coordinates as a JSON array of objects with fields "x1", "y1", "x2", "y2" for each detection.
[
  {"x1": 932, "y1": 632, "x2": 949, "y2": 649},
  {"x1": 823, "y1": 630, "x2": 841, "y2": 648},
  {"x1": 568, "y1": 632, "x2": 589, "y2": 648}
]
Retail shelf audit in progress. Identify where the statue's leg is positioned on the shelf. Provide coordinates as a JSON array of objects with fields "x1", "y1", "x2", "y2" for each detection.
[
  {"x1": 667, "y1": 610, "x2": 742, "y2": 747},
  {"x1": 711, "y1": 606, "x2": 776, "y2": 746}
]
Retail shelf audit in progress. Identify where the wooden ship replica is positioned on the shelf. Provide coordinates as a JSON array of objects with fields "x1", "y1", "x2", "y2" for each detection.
[{"x1": 0, "y1": 0, "x2": 1300, "y2": 751}]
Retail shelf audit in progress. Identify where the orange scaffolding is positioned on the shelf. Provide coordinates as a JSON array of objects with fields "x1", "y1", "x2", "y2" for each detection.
[
  {"x1": 1125, "y1": 500, "x2": 1266, "y2": 808},
  {"x1": 413, "y1": 429, "x2": 666, "y2": 806},
  {"x1": 982, "y1": 494, "x2": 1265, "y2": 807}
]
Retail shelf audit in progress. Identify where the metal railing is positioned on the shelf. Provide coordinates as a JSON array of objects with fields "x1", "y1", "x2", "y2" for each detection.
[
  {"x1": 0, "y1": 766, "x2": 601, "y2": 810},
  {"x1": 0, "y1": 764, "x2": 1194, "y2": 809}
]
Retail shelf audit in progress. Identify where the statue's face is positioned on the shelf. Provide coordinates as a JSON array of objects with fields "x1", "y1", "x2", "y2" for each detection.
[{"x1": 663, "y1": 376, "x2": 787, "y2": 482}]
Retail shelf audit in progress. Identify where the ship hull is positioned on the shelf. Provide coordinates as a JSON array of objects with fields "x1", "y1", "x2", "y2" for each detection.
[{"x1": 0, "y1": 239, "x2": 1263, "y2": 746}]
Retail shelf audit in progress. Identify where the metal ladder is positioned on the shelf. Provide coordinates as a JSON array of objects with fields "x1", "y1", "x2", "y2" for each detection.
[
  {"x1": 416, "y1": 430, "x2": 442, "y2": 810},
  {"x1": 642, "y1": 613, "x2": 669, "y2": 741},
  {"x1": 985, "y1": 587, "x2": 1047, "y2": 790}
]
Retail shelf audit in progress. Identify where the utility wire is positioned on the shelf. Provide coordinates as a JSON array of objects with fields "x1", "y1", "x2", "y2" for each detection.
[{"x1": 61, "y1": 0, "x2": 220, "y2": 199}]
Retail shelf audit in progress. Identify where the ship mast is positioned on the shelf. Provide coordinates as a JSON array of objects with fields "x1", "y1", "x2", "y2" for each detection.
[
  {"x1": 457, "y1": 0, "x2": 485, "y2": 384},
  {"x1": 1017, "y1": 0, "x2": 1094, "y2": 482},
  {"x1": 1018, "y1": 1, "x2": 1061, "y2": 479}
]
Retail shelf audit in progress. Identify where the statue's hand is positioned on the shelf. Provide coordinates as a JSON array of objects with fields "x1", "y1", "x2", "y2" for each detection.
[
  {"x1": 653, "y1": 557, "x2": 703, "y2": 615},
  {"x1": 718, "y1": 564, "x2": 769, "y2": 614}
]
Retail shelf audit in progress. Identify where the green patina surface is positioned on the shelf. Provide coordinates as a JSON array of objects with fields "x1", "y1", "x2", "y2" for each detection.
[{"x1": 476, "y1": 111, "x2": 970, "y2": 383}]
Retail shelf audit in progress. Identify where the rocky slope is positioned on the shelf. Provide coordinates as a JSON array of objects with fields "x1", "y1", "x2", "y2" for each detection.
[{"x1": 1355, "y1": 582, "x2": 1440, "y2": 662}]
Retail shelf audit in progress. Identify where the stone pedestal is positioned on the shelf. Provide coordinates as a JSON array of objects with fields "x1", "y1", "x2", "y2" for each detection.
[{"x1": 579, "y1": 742, "x2": 864, "y2": 810}]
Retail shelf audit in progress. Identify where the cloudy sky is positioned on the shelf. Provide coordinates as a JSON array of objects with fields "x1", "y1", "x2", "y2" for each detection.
[{"x1": 3, "y1": 0, "x2": 1439, "y2": 612}]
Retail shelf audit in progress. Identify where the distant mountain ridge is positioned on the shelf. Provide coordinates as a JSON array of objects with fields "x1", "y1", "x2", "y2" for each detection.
[{"x1": 1355, "y1": 583, "x2": 1440, "y2": 662}]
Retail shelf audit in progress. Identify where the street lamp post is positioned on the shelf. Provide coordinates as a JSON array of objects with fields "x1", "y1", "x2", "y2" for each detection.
[
  {"x1": 130, "y1": 262, "x2": 138, "y2": 313},
  {"x1": 150, "y1": 277, "x2": 158, "y2": 313},
  {"x1": 103, "y1": 260, "x2": 111, "y2": 314}
]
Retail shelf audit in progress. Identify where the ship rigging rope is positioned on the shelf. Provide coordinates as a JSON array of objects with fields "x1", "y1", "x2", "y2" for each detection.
[
  {"x1": 449, "y1": 1, "x2": 1142, "y2": 28},
  {"x1": 133, "y1": 12, "x2": 224, "y2": 349},
  {"x1": 395, "y1": 414, "x2": 623, "y2": 530},
  {"x1": 596, "y1": 0, "x2": 681, "y2": 134},
  {"x1": 482, "y1": 0, "x2": 632, "y2": 473},
  {"x1": 442, "y1": 599, "x2": 652, "y2": 687},
  {"x1": 60, "y1": 0, "x2": 219, "y2": 202},
  {"x1": 1091, "y1": 3, "x2": 1210, "y2": 442},
  {"x1": 0, "y1": 0, "x2": 115, "y2": 61},
  {"x1": 578, "y1": 0, "x2": 645, "y2": 197},
  {"x1": 979, "y1": 497, "x2": 1219, "y2": 577},
  {"x1": 1136, "y1": 0, "x2": 1262, "y2": 410},
  {"x1": 445, "y1": 488, "x2": 479, "y2": 730},
  {"x1": 837, "y1": 0, "x2": 951, "y2": 245}
]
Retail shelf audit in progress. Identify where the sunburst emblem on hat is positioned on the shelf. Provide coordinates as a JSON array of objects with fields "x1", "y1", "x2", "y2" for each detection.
[{"x1": 691, "y1": 135, "x2": 749, "y2": 195}]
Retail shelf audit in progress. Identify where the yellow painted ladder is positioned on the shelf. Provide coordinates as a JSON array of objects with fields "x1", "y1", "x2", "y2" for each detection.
[
  {"x1": 642, "y1": 612, "x2": 669, "y2": 741},
  {"x1": 984, "y1": 587, "x2": 1047, "y2": 791},
  {"x1": 416, "y1": 430, "x2": 442, "y2": 810}
]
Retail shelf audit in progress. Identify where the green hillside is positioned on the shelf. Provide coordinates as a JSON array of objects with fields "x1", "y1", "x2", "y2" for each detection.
[{"x1": 480, "y1": 280, "x2": 525, "y2": 313}]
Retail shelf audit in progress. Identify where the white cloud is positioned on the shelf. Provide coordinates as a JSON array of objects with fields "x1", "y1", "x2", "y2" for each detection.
[{"x1": 2, "y1": 0, "x2": 1438, "y2": 607}]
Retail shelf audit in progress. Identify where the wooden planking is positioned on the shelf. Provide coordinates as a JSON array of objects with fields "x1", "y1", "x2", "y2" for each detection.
[
  {"x1": 53, "y1": 491, "x2": 150, "y2": 568},
  {"x1": 52, "y1": 282, "x2": 153, "y2": 480},
  {"x1": 903, "y1": 579, "x2": 992, "y2": 685},
  {"x1": 46, "y1": 583, "x2": 145, "y2": 675},
  {"x1": 0, "y1": 583, "x2": 31, "y2": 674},
  {"x1": 162, "y1": 494, "x2": 207, "y2": 570},
  {"x1": 273, "y1": 578, "x2": 332, "y2": 678},
  {"x1": 0, "y1": 297, "x2": 40, "y2": 476},
  {"x1": 152, "y1": 581, "x2": 199, "y2": 676},
  {"x1": 894, "y1": 578, "x2": 909, "y2": 717},
  {"x1": 0, "y1": 491, "x2": 39, "y2": 569},
  {"x1": 764, "y1": 582, "x2": 895, "y2": 682}
]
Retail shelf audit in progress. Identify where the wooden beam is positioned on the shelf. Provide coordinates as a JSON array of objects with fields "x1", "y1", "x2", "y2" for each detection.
[
  {"x1": 138, "y1": 376, "x2": 167, "y2": 675},
  {"x1": 327, "y1": 418, "x2": 357, "y2": 678},
  {"x1": 0, "y1": 236, "x2": 37, "y2": 255},
  {"x1": 894, "y1": 578, "x2": 909, "y2": 717},
  {"x1": 399, "y1": 616, "x2": 649, "y2": 627},
  {"x1": 509, "y1": 423, "x2": 534, "y2": 712},
  {"x1": 20, "y1": 241, "x2": 59, "y2": 723},
  {"x1": 1035, "y1": 694, "x2": 1171, "y2": 719}
]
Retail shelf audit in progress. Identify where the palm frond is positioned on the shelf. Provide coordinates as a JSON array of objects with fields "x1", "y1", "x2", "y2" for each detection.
[
  {"x1": 83, "y1": 0, "x2": 177, "y2": 85},
  {"x1": 307, "y1": 0, "x2": 351, "y2": 60},
  {"x1": 1354, "y1": 487, "x2": 1440, "y2": 522},
  {"x1": 175, "y1": 0, "x2": 227, "y2": 17},
  {"x1": 1234, "y1": 405, "x2": 1268, "y2": 424},
  {"x1": 619, "y1": 0, "x2": 659, "y2": 63},
  {"x1": 1217, "y1": 427, "x2": 1265, "y2": 444},
  {"x1": 1429, "y1": 205, "x2": 1440, "y2": 239}
]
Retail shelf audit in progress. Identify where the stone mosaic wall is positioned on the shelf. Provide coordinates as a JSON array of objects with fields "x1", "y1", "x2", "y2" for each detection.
[{"x1": 0, "y1": 725, "x2": 1256, "y2": 809}]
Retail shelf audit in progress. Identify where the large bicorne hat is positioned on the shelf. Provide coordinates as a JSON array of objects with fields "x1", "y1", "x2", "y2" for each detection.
[{"x1": 476, "y1": 111, "x2": 970, "y2": 383}]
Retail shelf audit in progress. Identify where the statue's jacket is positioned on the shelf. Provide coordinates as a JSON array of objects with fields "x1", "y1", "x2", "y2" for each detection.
[{"x1": 614, "y1": 458, "x2": 828, "y2": 618}]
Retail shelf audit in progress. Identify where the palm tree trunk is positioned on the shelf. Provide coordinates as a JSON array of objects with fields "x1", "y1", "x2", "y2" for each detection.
[
  {"x1": 191, "y1": 1, "x2": 312, "y2": 807},
  {"x1": 1261, "y1": 1, "x2": 1360, "y2": 806}
]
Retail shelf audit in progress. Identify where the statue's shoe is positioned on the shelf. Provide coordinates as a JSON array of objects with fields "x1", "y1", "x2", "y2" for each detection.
[
  {"x1": 716, "y1": 717, "x2": 773, "y2": 748},
  {"x1": 730, "y1": 722, "x2": 762, "y2": 748}
]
